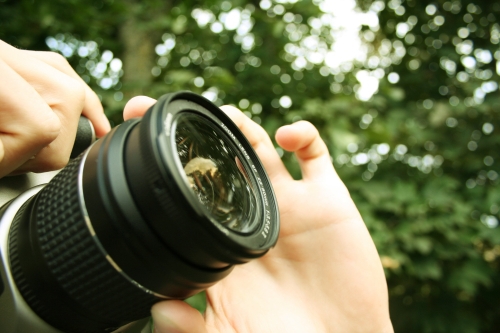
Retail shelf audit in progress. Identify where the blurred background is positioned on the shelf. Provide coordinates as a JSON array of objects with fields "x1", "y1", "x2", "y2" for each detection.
[{"x1": 1, "y1": 0, "x2": 499, "y2": 331}]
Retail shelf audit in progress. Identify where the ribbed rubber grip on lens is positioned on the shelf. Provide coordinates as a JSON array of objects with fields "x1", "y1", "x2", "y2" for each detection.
[{"x1": 9, "y1": 154, "x2": 159, "y2": 333}]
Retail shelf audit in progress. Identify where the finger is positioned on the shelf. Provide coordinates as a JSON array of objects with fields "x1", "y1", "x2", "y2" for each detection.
[
  {"x1": 23, "y1": 50, "x2": 111, "y2": 137},
  {"x1": 220, "y1": 105, "x2": 291, "y2": 181},
  {"x1": 0, "y1": 42, "x2": 85, "y2": 172},
  {"x1": 151, "y1": 301, "x2": 208, "y2": 333},
  {"x1": 0, "y1": 58, "x2": 60, "y2": 177},
  {"x1": 123, "y1": 96, "x2": 157, "y2": 120},
  {"x1": 275, "y1": 121, "x2": 334, "y2": 180}
]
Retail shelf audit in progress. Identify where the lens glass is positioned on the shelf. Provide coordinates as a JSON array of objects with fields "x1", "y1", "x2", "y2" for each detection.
[{"x1": 174, "y1": 113, "x2": 259, "y2": 233}]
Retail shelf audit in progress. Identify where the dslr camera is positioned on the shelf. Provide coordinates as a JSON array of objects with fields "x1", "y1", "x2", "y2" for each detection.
[{"x1": 0, "y1": 92, "x2": 279, "y2": 333}]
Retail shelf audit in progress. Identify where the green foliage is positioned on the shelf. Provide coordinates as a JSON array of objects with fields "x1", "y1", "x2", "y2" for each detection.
[
  {"x1": 185, "y1": 292, "x2": 207, "y2": 313},
  {"x1": 2, "y1": 0, "x2": 500, "y2": 331}
]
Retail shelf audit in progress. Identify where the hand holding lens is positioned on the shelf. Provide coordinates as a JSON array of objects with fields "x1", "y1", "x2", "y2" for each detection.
[{"x1": 0, "y1": 92, "x2": 279, "y2": 333}]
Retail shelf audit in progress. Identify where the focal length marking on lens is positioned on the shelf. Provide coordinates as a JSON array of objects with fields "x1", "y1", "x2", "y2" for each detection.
[
  {"x1": 77, "y1": 148, "x2": 167, "y2": 299},
  {"x1": 218, "y1": 117, "x2": 274, "y2": 239},
  {"x1": 219, "y1": 120, "x2": 267, "y2": 206},
  {"x1": 219, "y1": 122, "x2": 236, "y2": 141},
  {"x1": 219, "y1": 122, "x2": 251, "y2": 161}
]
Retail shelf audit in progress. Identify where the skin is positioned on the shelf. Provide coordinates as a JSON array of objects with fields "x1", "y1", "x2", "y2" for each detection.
[
  {"x1": 124, "y1": 97, "x2": 394, "y2": 333},
  {"x1": 0, "y1": 41, "x2": 110, "y2": 178}
]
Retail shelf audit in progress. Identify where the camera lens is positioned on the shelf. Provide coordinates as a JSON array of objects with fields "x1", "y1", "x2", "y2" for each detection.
[
  {"x1": 7, "y1": 92, "x2": 279, "y2": 333},
  {"x1": 174, "y1": 113, "x2": 259, "y2": 233}
]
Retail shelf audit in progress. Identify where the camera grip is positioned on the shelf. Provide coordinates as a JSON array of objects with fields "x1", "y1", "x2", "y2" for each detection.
[{"x1": 70, "y1": 116, "x2": 96, "y2": 159}]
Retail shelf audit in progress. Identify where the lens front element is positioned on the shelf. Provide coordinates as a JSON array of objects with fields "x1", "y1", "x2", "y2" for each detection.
[{"x1": 174, "y1": 113, "x2": 259, "y2": 233}]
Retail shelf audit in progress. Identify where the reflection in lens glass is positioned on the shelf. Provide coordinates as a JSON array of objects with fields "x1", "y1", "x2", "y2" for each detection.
[{"x1": 174, "y1": 113, "x2": 258, "y2": 233}]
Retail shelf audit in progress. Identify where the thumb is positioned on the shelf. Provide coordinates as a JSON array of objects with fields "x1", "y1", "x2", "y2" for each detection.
[
  {"x1": 151, "y1": 301, "x2": 208, "y2": 333},
  {"x1": 123, "y1": 96, "x2": 157, "y2": 120},
  {"x1": 275, "y1": 121, "x2": 333, "y2": 181}
]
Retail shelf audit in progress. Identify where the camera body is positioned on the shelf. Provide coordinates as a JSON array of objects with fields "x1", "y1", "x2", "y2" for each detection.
[{"x1": 0, "y1": 92, "x2": 279, "y2": 333}]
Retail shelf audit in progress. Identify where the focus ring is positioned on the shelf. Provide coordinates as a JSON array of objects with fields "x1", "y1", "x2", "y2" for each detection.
[
  {"x1": 36, "y1": 155, "x2": 156, "y2": 320},
  {"x1": 10, "y1": 154, "x2": 159, "y2": 333}
]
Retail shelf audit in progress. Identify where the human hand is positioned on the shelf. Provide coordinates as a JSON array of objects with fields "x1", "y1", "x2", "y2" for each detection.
[
  {"x1": 0, "y1": 41, "x2": 110, "y2": 178},
  {"x1": 125, "y1": 96, "x2": 393, "y2": 333}
]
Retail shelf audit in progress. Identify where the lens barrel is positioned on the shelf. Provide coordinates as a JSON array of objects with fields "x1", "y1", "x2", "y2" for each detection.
[{"x1": 7, "y1": 92, "x2": 279, "y2": 333}]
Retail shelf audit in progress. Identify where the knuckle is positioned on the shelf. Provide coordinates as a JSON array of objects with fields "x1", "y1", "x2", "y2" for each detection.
[
  {"x1": 48, "y1": 154, "x2": 70, "y2": 170},
  {"x1": 255, "y1": 126, "x2": 270, "y2": 142},
  {"x1": 33, "y1": 149, "x2": 70, "y2": 172},
  {"x1": 62, "y1": 77, "x2": 86, "y2": 109},
  {"x1": 31, "y1": 109, "x2": 61, "y2": 146},
  {"x1": 46, "y1": 51, "x2": 70, "y2": 66}
]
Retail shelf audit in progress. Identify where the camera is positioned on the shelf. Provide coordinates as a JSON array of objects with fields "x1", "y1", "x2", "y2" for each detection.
[{"x1": 0, "y1": 92, "x2": 280, "y2": 333}]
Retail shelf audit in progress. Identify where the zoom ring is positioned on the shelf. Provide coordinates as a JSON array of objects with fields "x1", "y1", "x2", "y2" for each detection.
[{"x1": 11, "y1": 154, "x2": 158, "y2": 333}]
